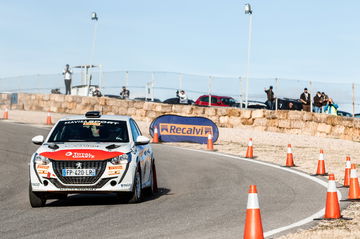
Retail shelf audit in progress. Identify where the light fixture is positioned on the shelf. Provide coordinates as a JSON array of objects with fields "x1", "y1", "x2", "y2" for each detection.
[
  {"x1": 91, "y1": 12, "x2": 98, "y2": 21},
  {"x1": 245, "y1": 4, "x2": 252, "y2": 14}
]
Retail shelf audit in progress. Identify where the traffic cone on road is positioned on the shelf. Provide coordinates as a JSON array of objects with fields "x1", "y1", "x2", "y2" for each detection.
[
  {"x1": 285, "y1": 144, "x2": 295, "y2": 167},
  {"x1": 207, "y1": 134, "x2": 214, "y2": 151},
  {"x1": 313, "y1": 149, "x2": 327, "y2": 176},
  {"x1": 347, "y1": 164, "x2": 360, "y2": 200},
  {"x1": 244, "y1": 185, "x2": 264, "y2": 239},
  {"x1": 3, "y1": 108, "x2": 8, "y2": 120},
  {"x1": 153, "y1": 126, "x2": 159, "y2": 143},
  {"x1": 343, "y1": 156, "x2": 351, "y2": 187},
  {"x1": 46, "y1": 112, "x2": 52, "y2": 125},
  {"x1": 315, "y1": 174, "x2": 352, "y2": 220},
  {"x1": 245, "y1": 138, "x2": 254, "y2": 159},
  {"x1": 324, "y1": 174, "x2": 341, "y2": 219}
]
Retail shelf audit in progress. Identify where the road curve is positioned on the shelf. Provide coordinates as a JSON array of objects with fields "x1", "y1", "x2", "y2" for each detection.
[{"x1": 0, "y1": 121, "x2": 326, "y2": 239}]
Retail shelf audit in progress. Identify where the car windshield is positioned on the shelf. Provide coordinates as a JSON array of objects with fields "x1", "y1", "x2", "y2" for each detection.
[{"x1": 48, "y1": 120, "x2": 129, "y2": 143}]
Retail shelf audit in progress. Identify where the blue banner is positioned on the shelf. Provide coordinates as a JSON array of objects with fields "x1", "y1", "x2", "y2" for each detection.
[{"x1": 149, "y1": 114, "x2": 219, "y2": 144}]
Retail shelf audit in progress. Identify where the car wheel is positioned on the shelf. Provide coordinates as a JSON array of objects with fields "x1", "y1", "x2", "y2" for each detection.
[
  {"x1": 144, "y1": 160, "x2": 158, "y2": 195},
  {"x1": 129, "y1": 167, "x2": 143, "y2": 203},
  {"x1": 29, "y1": 183, "x2": 46, "y2": 208}
]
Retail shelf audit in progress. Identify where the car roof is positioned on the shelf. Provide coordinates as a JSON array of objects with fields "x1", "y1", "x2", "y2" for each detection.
[
  {"x1": 198, "y1": 95, "x2": 234, "y2": 99},
  {"x1": 59, "y1": 114, "x2": 132, "y2": 122}
]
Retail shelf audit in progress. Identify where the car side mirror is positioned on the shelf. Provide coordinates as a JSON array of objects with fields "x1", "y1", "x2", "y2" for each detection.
[
  {"x1": 32, "y1": 135, "x2": 44, "y2": 145},
  {"x1": 135, "y1": 135, "x2": 150, "y2": 145}
]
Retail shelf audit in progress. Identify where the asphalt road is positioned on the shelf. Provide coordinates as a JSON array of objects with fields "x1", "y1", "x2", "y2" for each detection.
[{"x1": 0, "y1": 121, "x2": 326, "y2": 239}]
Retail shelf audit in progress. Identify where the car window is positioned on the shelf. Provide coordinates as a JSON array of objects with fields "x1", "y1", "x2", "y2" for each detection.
[
  {"x1": 48, "y1": 120, "x2": 129, "y2": 143},
  {"x1": 211, "y1": 97, "x2": 218, "y2": 104},
  {"x1": 201, "y1": 96, "x2": 209, "y2": 103},
  {"x1": 129, "y1": 119, "x2": 142, "y2": 141}
]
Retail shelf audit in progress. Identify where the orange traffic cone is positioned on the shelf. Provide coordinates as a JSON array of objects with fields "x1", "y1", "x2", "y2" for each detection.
[
  {"x1": 152, "y1": 126, "x2": 159, "y2": 143},
  {"x1": 343, "y1": 156, "x2": 351, "y2": 187},
  {"x1": 313, "y1": 149, "x2": 327, "y2": 176},
  {"x1": 347, "y1": 164, "x2": 360, "y2": 200},
  {"x1": 285, "y1": 144, "x2": 295, "y2": 167},
  {"x1": 46, "y1": 112, "x2": 52, "y2": 125},
  {"x1": 3, "y1": 108, "x2": 8, "y2": 120},
  {"x1": 324, "y1": 174, "x2": 341, "y2": 219},
  {"x1": 244, "y1": 185, "x2": 264, "y2": 239},
  {"x1": 315, "y1": 174, "x2": 351, "y2": 220},
  {"x1": 207, "y1": 134, "x2": 214, "y2": 151},
  {"x1": 245, "y1": 138, "x2": 254, "y2": 158}
]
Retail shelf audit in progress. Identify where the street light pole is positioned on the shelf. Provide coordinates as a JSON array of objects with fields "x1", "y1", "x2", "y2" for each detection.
[
  {"x1": 244, "y1": 3, "x2": 253, "y2": 109},
  {"x1": 90, "y1": 12, "x2": 98, "y2": 67}
]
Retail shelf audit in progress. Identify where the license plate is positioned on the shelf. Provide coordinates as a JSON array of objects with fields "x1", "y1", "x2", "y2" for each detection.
[{"x1": 62, "y1": 169, "x2": 96, "y2": 176}]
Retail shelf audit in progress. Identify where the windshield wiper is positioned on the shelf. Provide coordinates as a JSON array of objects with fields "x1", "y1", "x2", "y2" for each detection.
[{"x1": 106, "y1": 144, "x2": 121, "y2": 150}]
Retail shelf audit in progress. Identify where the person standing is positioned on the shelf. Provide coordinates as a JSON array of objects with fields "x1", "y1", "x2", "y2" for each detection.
[
  {"x1": 120, "y1": 86, "x2": 130, "y2": 99},
  {"x1": 313, "y1": 91, "x2": 323, "y2": 113},
  {"x1": 178, "y1": 90, "x2": 188, "y2": 104},
  {"x1": 264, "y1": 86, "x2": 275, "y2": 110},
  {"x1": 62, "y1": 64, "x2": 72, "y2": 95},
  {"x1": 300, "y1": 88, "x2": 311, "y2": 112},
  {"x1": 324, "y1": 98, "x2": 338, "y2": 115}
]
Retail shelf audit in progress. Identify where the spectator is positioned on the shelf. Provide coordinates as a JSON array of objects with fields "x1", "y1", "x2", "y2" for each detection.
[
  {"x1": 287, "y1": 102, "x2": 295, "y2": 110},
  {"x1": 178, "y1": 90, "x2": 188, "y2": 104},
  {"x1": 62, "y1": 64, "x2": 72, "y2": 95},
  {"x1": 313, "y1": 91, "x2": 323, "y2": 113},
  {"x1": 324, "y1": 98, "x2": 338, "y2": 115},
  {"x1": 92, "y1": 87, "x2": 102, "y2": 97},
  {"x1": 264, "y1": 86, "x2": 275, "y2": 110},
  {"x1": 120, "y1": 86, "x2": 130, "y2": 99},
  {"x1": 300, "y1": 88, "x2": 311, "y2": 112},
  {"x1": 321, "y1": 92, "x2": 329, "y2": 113}
]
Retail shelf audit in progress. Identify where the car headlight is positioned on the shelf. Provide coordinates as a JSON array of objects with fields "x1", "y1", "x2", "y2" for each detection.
[
  {"x1": 110, "y1": 154, "x2": 129, "y2": 165},
  {"x1": 34, "y1": 154, "x2": 50, "y2": 165}
]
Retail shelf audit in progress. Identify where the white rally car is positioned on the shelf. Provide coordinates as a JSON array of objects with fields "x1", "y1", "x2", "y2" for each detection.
[{"x1": 29, "y1": 111, "x2": 157, "y2": 207}]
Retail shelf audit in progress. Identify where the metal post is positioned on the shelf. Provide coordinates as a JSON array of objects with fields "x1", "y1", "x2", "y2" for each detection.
[
  {"x1": 275, "y1": 78, "x2": 279, "y2": 110},
  {"x1": 125, "y1": 71, "x2": 129, "y2": 88},
  {"x1": 90, "y1": 14, "x2": 98, "y2": 67},
  {"x1": 352, "y1": 83, "x2": 355, "y2": 116},
  {"x1": 239, "y1": 77, "x2": 243, "y2": 109},
  {"x1": 245, "y1": 13, "x2": 253, "y2": 109},
  {"x1": 208, "y1": 76, "x2": 212, "y2": 107},
  {"x1": 309, "y1": 81, "x2": 313, "y2": 112},
  {"x1": 151, "y1": 72, "x2": 155, "y2": 101}
]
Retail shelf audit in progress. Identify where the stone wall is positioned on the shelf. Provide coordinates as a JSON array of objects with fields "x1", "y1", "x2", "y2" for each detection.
[{"x1": 1, "y1": 93, "x2": 360, "y2": 141}]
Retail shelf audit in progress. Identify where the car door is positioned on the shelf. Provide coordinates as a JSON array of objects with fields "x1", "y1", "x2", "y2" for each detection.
[{"x1": 129, "y1": 119, "x2": 150, "y2": 186}]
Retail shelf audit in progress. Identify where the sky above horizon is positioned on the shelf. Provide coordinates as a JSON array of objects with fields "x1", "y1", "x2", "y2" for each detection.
[{"x1": 1, "y1": 0, "x2": 360, "y2": 83}]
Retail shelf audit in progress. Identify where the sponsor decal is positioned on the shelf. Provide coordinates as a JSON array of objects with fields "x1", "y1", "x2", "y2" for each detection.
[
  {"x1": 40, "y1": 149, "x2": 124, "y2": 161},
  {"x1": 149, "y1": 114, "x2": 219, "y2": 144},
  {"x1": 108, "y1": 166, "x2": 123, "y2": 170},
  {"x1": 120, "y1": 183, "x2": 131, "y2": 187},
  {"x1": 159, "y1": 123, "x2": 213, "y2": 137},
  {"x1": 37, "y1": 165, "x2": 49, "y2": 169},
  {"x1": 32, "y1": 183, "x2": 40, "y2": 187},
  {"x1": 83, "y1": 122, "x2": 101, "y2": 126},
  {"x1": 108, "y1": 171, "x2": 121, "y2": 175}
]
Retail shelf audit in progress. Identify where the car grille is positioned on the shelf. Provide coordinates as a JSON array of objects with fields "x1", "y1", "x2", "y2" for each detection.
[{"x1": 51, "y1": 160, "x2": 107, "y2": 184}]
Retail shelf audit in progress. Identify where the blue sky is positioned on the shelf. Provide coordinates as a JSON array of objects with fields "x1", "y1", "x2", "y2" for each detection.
[{"x1": 1, "y1": 0, "x2": 360, "y2": 83}]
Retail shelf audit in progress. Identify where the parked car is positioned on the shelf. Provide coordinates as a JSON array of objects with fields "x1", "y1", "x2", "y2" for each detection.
[
  {"x1": 354, "y1": 113, "x2": 360, "y2": 118},
  {"x1": 277, "y1": 98, "x2": 302, "y2": 111},
  {"x1": 134, "y1": 97, "x2": 161, "y2": 103},
  {"x1": 29, "y1": 111, "x2": 157, "y2": 207},
  {"x1": 104, "y1": 94, "x2": 123, "y2": 99},
  {"x1": 163, "y1": 97, "x2": 194, "y2": 105},
  {"x1": 236, "y1": 100, "x2": 267, "y2": 109},
  {"x1": 337, "y1": 110, "x2": 353, "y2": 117},
  {"x1": 195, "y1": 95, "x2": 237, "y2": 107}
]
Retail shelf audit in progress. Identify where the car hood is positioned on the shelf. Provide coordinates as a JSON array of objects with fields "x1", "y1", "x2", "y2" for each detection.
[{"x1": 36, "y1": 142, "x2": 132, "y2": 161}]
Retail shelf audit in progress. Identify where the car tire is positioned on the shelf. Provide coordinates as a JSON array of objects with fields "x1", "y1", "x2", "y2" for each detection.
[
  {"x1": 29, "y1": 183, "x2": 46, "y2": 208},
  {"x1": 144, "y1": 159, "x2": 158, "y2": 195},
  {"x1": 128, "y1": 167, "x2": 143, "y2": 203}
]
